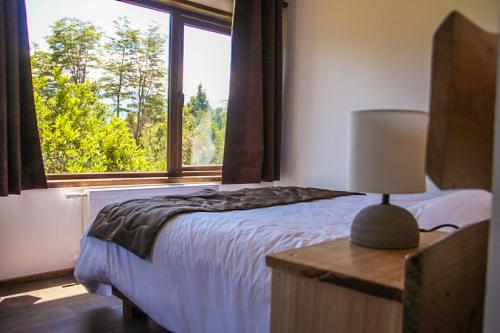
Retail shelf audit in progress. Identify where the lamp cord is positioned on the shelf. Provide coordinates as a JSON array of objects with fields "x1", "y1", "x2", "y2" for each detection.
[{"x1": 419, "y1": 224, "x2": 459, "y2": 232}]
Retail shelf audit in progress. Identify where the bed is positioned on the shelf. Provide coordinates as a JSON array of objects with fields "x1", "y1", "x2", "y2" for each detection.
[
  {"x1": 76, "y1": 9, "x2": 497, "y2": 333},
  {"x1": 75, "y1": 189, "x2": 491, "y2": 333}
]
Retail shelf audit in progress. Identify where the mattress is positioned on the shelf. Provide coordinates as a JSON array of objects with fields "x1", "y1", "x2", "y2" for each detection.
[{"x1": 75, "y1": 190, "x2": 491, "y2": 333}]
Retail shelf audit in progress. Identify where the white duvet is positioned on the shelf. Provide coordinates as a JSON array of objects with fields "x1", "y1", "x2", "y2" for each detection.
[{"x1": 75, "y1": 190, "x2": 491, "y2": 333}]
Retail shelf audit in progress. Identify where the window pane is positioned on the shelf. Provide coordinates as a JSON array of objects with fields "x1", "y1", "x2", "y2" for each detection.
[
  {"x1": 182, "y1": 25, "x2": 231, "y2": 166},
  {"x1": 26, "y1": 0, "x2": 170, "y2": 173}
]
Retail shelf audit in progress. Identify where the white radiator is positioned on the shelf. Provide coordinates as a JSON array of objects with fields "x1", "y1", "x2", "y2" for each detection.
[{"x1": 81, "y1": 183, "x2": 218, "y2": 227}]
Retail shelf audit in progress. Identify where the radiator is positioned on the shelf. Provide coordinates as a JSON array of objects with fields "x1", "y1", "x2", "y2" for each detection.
[{"x1": 81, "y1": 183, "x2": 218, "y2": 227}]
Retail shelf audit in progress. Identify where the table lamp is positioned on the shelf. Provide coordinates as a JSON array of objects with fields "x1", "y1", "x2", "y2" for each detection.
[{"x1": 349, "y1": 109, "x2": 428, "y2": 249}]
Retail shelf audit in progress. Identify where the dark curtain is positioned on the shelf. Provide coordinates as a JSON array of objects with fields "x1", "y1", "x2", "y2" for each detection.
[
  {"x1": 0, "y1": 0, "x2": 47, "y2": 196},
  {"x1": 222, "y1": 0, "x2": 282, "y2": 184}
]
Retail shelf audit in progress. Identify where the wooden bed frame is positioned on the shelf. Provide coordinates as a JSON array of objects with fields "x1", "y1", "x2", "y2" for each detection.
[
  {"x1": 112, "y1": 286, "x2": 149, "y2": 321},
  {"x1": 112, "y1": 286, "x2": 175, "y2": 332}
]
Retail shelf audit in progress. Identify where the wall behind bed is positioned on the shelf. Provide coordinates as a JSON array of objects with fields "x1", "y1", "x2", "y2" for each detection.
[{"x1": 279, "y1": 0, "x2": 499, "y2": 197}]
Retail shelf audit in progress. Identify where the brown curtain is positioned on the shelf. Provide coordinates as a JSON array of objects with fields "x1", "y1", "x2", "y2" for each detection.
[
  {"x1": 0, "y1": 0, "x2": 47, "y2": 196},
  {"x1": 222, "y1": 0, "x2": 282, "y2": 184}
]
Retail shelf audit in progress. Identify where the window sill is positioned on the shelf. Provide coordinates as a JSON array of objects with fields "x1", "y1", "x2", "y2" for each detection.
[{"x1": 47, "y1": 175, "x2": 222, "y2": 188}]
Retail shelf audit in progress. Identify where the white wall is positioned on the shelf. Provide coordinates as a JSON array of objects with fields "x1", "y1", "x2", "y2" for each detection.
[
  {"x1": 0, "y1": 188, "x2": 84, "y2": 280},
  {"x1": 280, "y1": 0, "x2": 499, "y2": 192},
  {"x1": 484, "y1": 31, "x2": 500, "y2": 333},
  {"x1": 0, "y1": 183, "x2": 239, "y2": 280}
]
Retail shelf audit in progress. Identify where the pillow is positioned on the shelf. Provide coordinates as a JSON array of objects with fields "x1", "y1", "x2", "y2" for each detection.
[{"x1": 407, "y1": 190, "x2": 492, "y2": 231}]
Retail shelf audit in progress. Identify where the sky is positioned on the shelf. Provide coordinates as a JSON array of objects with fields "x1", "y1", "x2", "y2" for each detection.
[{"x1": 25, "y1": 0, "x2": 231, "y2": 107}]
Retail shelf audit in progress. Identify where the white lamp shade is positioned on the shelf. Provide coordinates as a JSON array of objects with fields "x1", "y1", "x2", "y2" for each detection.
[{"x1": 349, "y1": 110, "x2": 428, "y2": 194}]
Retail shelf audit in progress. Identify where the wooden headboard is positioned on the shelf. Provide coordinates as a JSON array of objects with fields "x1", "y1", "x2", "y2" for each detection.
[
  {"x1": 403, "y1": 13, "x2": 497, "y2": 332},
  {"x1": 426, "y1": 11, "x2": 498, "y2": 191}
]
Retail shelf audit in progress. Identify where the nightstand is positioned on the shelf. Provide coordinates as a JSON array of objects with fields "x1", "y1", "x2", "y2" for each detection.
[{"x1": 265, "y1": 232, "x2": 446, "y2": 333}]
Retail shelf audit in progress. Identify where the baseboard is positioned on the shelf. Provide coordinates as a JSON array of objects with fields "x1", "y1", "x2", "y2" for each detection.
[{"x1": 0, "y1": 268, "x2": 75, "y2": 288}]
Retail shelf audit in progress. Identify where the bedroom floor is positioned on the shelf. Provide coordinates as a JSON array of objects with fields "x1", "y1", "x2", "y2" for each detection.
[{"x1": 0, "y1": 275, "x2": 169, "y2": 333}]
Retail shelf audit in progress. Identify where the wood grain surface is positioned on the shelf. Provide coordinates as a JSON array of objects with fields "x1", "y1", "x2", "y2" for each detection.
[
  {"x1": 266, "y1": 232, "x2": 446, "y2": 301},
  {"x1": 427, "y1": 11, "x2": 498, "y2": 190},
  {"x1": 403, "y1": 221, "x2": 489, "y2": 333}
]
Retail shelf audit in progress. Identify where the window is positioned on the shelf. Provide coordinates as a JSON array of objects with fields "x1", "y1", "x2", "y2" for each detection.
[
  {"x1": 182, "y1": 25, "x2": 231, "y2": 166},
  {"x1": 25, "y1": 0, "x2": 231, "y2": 185}
]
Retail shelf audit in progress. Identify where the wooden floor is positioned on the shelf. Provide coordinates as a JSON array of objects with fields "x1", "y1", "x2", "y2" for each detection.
[{"x1": 0, "y1": 276, "x2": 169, "y2": 333}]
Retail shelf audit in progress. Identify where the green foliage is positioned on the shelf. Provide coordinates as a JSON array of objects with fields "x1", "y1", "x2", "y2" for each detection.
[
  {"x1": 212, "y1": 106, "x2": 227, "y2": 164},
  {"x1": 101, "y1": 17, "x2": 138, "y2": 118},
  {"x1": 102, "y1": 17, "x2": 168, "y2": 151},
  {"x1": 182, "y1": 104, "x2": 196, "y2": 165},
  {"x1": 182, "y1": 85, "x2": 227, "y2": 165},
  {"x1": 47, "y1": 18, "x2": 103, "y2": 84},
  {"x1": 142, "y1": 121, "x2": 167, "y2": 171},
  {"x1": 32, "y1": 15, "x2": 227, "y2": 174},
  {"x1": 31, "y1": 47, "x2": 56, "y2": 98},
  {"x1": 128, "y1": 23, "x2": 168, "y2": 146},
  {"x1": 188, "y1": 84, "x2": 210, "y2": 123},
  {"x1": 191, "y1": 111, "x2": 216, "y2": 165},
  {"x1": 33, "y1": 66, "x2": 149, "y2": 173}
]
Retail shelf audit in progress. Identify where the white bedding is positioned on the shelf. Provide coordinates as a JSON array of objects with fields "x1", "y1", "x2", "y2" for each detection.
[{"x1": 75, "y1": 190, "x2": 491, "y2": 333}]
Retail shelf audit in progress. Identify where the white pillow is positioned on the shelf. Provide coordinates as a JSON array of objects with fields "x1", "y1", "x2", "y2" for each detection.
[{"x1": 407, "y1": 190, "x2": 492, "y2": 231}]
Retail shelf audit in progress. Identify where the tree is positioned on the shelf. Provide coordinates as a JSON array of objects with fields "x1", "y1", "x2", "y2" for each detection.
[
  {"x1": 47, "y1": 18, "x2": 102, "y2": 84},
  {"x1": 128, "y1": 23, "x2": 167, "y2": 146},
  {"x1": 35, "y1": 16, "x2": 171, "y2": 173},
  {"x1": 191, "y1": 111, "x2": 215, "y2": 165},
  {"x1": 32, "y1": 56, "x2": 150, "y2": 173},
  {"x1": 183, "y1": 84, "x2": 212, "y2": 165},
  {"x1": 32, "y1": 16, "x2": 196, "y2": 172},
  {"x1": 182, "y1": 104, "x2": 196, "y2": 165},
  {"x1": 182, "y1": 84, "x2": 227, "y2": 165},
  {"x1": 30, "y1": 45, "x2": 56, "y2": 99},
  {"x1": 188, "y1": 84, "x2": 210, "y2": 124},
  {"x1": 142, "y1": 121, "x2": 168, "y2": 170},
  {"x1": 102, "y1": 18, "x2": 168, "y2": 168},
  {"x1": 212, "y1": 106, "x2": 227, "y2": 164},
  {"x1": 101, "y1": 17, "x2": 138, "y2": 118}
]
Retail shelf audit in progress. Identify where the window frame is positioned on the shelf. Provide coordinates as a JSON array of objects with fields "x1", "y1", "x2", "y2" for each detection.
[{"x1": 44, "y1": 0, "x2": 232, "y2": 187}]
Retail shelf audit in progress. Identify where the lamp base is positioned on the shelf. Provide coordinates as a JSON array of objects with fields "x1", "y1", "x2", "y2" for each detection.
[{"x1": 351, "y1": 203, "x2": 420, "y2": 249}]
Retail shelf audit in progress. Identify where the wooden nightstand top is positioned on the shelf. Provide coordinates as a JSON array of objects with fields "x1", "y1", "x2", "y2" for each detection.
[{"x1": 265, "y1": 231, "x2": 447, "y2": 301}]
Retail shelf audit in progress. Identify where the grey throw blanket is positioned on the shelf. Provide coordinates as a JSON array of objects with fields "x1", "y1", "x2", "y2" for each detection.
[{"x1": 88, "y1": 186, "x2": 363, "y2": 259}]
